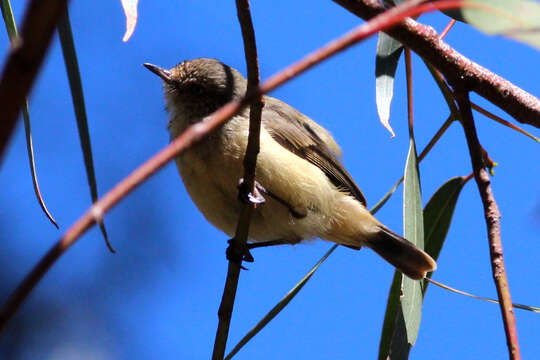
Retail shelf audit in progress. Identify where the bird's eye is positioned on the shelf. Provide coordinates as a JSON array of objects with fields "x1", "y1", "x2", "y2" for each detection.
[{"x1": 189, "y1": 84, "x2": 205, "y2": 96}]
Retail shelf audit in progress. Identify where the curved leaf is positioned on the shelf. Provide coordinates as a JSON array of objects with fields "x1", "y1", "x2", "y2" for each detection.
[
  {"x1": 1, "y1": 0, "x2": 58, "y2": 228},
  {"x1": 121, "y1": 0, "x2": 139, "y2": 42},
  {"x1": 378, "y1": 271, "x2": 406, "y2": 360},
  {"x1": 375, "y1": 32, "x2": 403, "y2": 137},
  {"x1": 444, "y1": 0, "x2": 540, "y2": 50},
  {"x1": 57, "y1": 9, "x2": 113, "y2": 252}
]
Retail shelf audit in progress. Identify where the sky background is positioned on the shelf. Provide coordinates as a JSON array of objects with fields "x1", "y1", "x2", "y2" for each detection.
[{"x1": 0, "y1": 1, "x2": 539, "y2": 359}]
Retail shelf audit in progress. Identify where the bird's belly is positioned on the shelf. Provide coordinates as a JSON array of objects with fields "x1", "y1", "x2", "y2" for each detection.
[{"x1": 175, "y1": 150, "x2": 324, "y2": 243}]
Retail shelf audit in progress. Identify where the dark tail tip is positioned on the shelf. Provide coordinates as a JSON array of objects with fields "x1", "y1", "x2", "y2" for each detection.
[{"x1": 366, "y1": 227, "x2": 436, "y2": 280}]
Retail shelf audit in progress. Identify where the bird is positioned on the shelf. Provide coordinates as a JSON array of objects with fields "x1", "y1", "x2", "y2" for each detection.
[{"x1": 144, "y1": 57, "x2": 436, "y2": 280}]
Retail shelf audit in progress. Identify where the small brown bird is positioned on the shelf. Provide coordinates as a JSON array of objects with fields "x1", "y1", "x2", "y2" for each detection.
[{"x1": 144, "y1": 58, "x2": 436, "y2": 280}]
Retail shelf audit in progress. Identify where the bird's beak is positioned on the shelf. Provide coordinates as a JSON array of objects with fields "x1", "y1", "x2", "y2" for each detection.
[{"x1": 143, "y1": 63, "x2": 173, "y2": 84}]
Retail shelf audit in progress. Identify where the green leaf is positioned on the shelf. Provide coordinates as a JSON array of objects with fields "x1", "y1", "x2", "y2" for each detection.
[
  {"x1": 1, "y1": 0, "x2": 58, "y2": 228},
  {"x1": 445, "y1": 0, "x2": 540, "y2": 50},
  {"x1": 401, "y1": 138, "x2": 423, "y2": 347},
  {"x1": 424, "y1": 177, "x2": 467, "y2": 263},
  {"x1": 422, "y1": 176, "x2": 468, "y2": 292},
  {"x1": 224, "y1": 245, "x2": 337, "y2": 360},
  {"x1": 57, "y1": 8, "x2": 113, "y2": 252},
  {"x1": 378, "y1": 271, "x2": 407, "y2": 360},
  {"x1": 375, "y1": 32, "x2": 403, "y2": 137}
]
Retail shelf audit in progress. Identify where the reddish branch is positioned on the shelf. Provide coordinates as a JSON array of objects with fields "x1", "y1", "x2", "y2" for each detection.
[
  {"x1": 454, "y1": 89, "x2": 521, "y2": 360},
  {"x1": 333, "y1": 0, "x2": 540, "y2": 128},
  {"x1": 0, "y1": 0, "x2": 534, "y2": 341},
  {"x1": 0, "y1": 0, "x2": 70, "y2": 159},
  {"x1": 0, "y1": 0, "x2": 449, "y2": 332},
  {"x1": 212, "y1": 1, "x2": 264, "y2": 359}
]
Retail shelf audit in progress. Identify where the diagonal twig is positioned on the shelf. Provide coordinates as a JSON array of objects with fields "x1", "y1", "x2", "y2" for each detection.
[{"x1": 454, "y1": 87, "x2": 521, "y2": 360}]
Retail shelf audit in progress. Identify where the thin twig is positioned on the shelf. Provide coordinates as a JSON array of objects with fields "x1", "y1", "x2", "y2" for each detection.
[
  {"x1": 212, "y1": 1, "x2": 264, "y2": 359},
  {"x1": 0, "y1": 0, "x2": 485, "y2": 333},
  {"x1": 471, "y1": 102, "x2": 540, "y2": 143},
  {"x1": 439, "y1": 19, "x2": 456, "y2": 40},
  {"x1": 0, "y1": 0, "x2": 70, "y2": 160},
  {"x1": 454, "y1": 88, "x2": 521, "y2": 359},
  {"x1": 333, "y1": 0, "x2": 540, "y2": 128}
]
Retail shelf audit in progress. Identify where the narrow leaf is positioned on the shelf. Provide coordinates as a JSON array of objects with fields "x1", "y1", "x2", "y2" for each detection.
[
  {"x1": 423, "y1": 177, "x2": 467, "y2": 264},
  {"x1": 446, "y1": 0, "x2": 540, "y2": 50},
  {"x1": 375, "y1": 32, "x2": 403, "y2": 137},
  {"x1": 401, "y1": 138, "x2": 424, "y2": 347},
  {"x1": 378, "y1": 271, "x2": 407, "y2": 360},
  {"x1": 57, "y1": 9, "x2": 113, "y2": 252},
  {"x1": 1, "y1": 0, "x2": 58, "y2": 228},
  {"x1": 224, "y1": 245, "x2": 337, "y2": 360},
  {"x1": 121, "y1": 0, "x2": 139, "y2": 42},
  {"x1": 427, "y1": 278, "x2": 540, "y2": 313},
  {"x1": 422, "y1": 176, "x2": 469, "y2": 293}
]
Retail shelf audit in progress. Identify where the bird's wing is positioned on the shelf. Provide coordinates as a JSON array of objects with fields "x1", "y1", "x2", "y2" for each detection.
[{"x1": 262, "y1": 98, "x2": 367, "y2": 206}]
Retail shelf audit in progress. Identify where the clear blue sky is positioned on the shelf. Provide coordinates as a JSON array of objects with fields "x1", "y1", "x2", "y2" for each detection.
[{"x1": 1, "y1": 1, "x2": 538, "y2": 359}]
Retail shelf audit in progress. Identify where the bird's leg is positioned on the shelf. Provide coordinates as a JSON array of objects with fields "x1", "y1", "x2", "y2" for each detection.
[{"x1": 226, "y1": 238, "x2": 301, "y2": 268}]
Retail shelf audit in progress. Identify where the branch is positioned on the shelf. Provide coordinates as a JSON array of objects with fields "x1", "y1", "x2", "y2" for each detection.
[
  {"x1": 0, "y1": 0, "x2": 70, "y2": 160},
  {"x1": 454, "y1": 88, "x2": 521, "y2": 359},
  {"x1": 0, "y1": 0, "x2": 472, "y2": 333},
  {"x1": 332, "y1": 0, "x2": 540, "y2": 128},
  {"x1": 212, "y1": 1, "x2": 264, "y2": 359}
]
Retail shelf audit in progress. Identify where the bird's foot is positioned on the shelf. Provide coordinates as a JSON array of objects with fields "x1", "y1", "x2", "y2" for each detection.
[
  {"x1": 237, "y1": 178, "x2": 266, "y2": 205},
  {"x1": 226, "y1": 239, "x2": 254, "y2": 269}
]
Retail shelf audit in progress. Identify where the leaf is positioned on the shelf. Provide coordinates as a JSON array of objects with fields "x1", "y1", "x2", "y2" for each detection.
[
  {"x1": 378, "y1": 271, "x2": 407, "y2": 360},
  {"x1": 445, "y1": 0, "x2": 540, "y2": 50},
  {"x1": 401, "y1": 138, "x2": 424, "y2": 347},
  {"x1": 427, "y1": 278, "x2": 540, "y2": 314},
  {"x1": 375, "y1": 32, "x2": 403, "y2": 137},
  {"x1": 423, "y1": 177, "x2": 467, "y2": 264},
  {"x1": 57, "y1": 9, "x2": 114, "y2": 252},
  {"x1": 121, "y1": 0, "x2": 139, "y2": 42},
  {"x1": 224, "y1": 245, "x2": 337, "y2": 360},
  {"x1": 1, "y1": 0, "x2": 58, "y2": 228},
  {"x1": 422, "y1": 176, "x2": 468, "y2": 293}
]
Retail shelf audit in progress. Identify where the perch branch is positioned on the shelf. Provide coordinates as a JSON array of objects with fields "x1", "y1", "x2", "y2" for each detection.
[{"x1": 212, "y1": 1, "x2": 264, "y2": 359}]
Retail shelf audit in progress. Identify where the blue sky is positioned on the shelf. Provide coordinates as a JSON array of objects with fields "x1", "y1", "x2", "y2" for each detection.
[{"x1": 0, "y1": 1, "x2": 538, "y2": 359}]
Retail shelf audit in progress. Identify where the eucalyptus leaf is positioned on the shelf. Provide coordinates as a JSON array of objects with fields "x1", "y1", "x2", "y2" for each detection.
[
  {"x1": 375, "y1": 32, "x2": 403, "y2": 137},
  {"x1": 401, "y1": 138, "x2": 424, "y2": 347},
  {"x1": 424, "y1": 177, "x2": 467, "y2": 263},
  {"x1": 444, "y1": 0, "x2": 540, "y2": 50},
  {"x1": 1, "y1": 0, "x2": 58, "y2": 228},
  {"x1": 57, "y1": 8, "x2": 113, "y2": 252},
  {"x1": 378, "y1": 272, "x2": 405, "y2": 360},
  {"x1": 121, "y1": 0, "x2": 139, "y2": 41}
]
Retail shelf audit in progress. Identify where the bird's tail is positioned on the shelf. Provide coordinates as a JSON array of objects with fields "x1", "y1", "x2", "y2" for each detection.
[{"x1": 365, "y1": 226, "x2": 436, "y2": 280}]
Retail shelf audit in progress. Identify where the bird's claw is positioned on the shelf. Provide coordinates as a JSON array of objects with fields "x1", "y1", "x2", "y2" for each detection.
[
  {"x1": 238, "y1": 178, "x2": 266, "y2": 205},
  {"x1": 226, "y1": 239, "x2": 254, "y2": 269}
]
